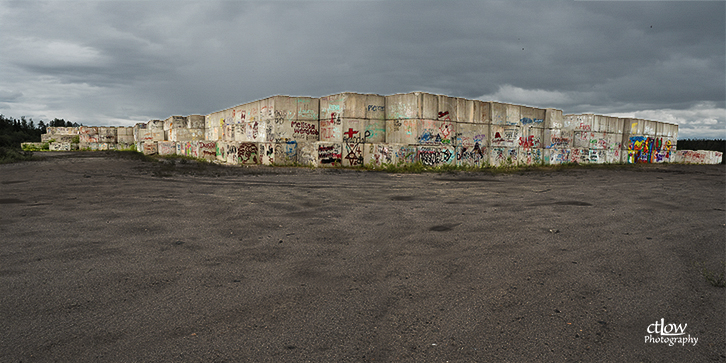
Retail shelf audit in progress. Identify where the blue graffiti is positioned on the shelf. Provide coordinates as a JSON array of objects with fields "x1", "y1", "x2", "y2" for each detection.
[{"x1": 520, "y1": 117, "x2": 544, "y2": 125}]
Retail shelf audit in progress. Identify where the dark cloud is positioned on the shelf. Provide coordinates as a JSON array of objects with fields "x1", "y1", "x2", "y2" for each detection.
[{"x1": 0, "y1": 0, "x2": 723, "y2": 138}]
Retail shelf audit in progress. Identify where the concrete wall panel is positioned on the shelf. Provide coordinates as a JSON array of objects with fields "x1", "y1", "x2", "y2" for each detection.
[
  {"x1": 489, "y1": 102, "x2": 507, "y2": 125},
  {"x1": 236, "y1": 142, "x2": 259, "y2": 165},
  {"x1": 197, "y1": 141, "x2": 217, "y2": 161},
  {"x1": 317, "y1": 142, "x2": 342, "y2": 167},
  {"x1": 417, "y1": 145, "x2": 456, "y2": 167},
  {"x1": 456, "y1": 145, "x2": 488, "y2": 167},
  {"x1": 518, "y1": 148, "x2": 543, "y2": 166},
  {"x1": 490, "y1": 147, "x2": 518, "y2": 167},
  {"x1": 544, "y1": 148, "x2": 570, "y2": 165},
  {"x1": 544, "y1": 108, "x2": 564, "y2": 129},
  {"x1": 386, "y1": 93, "x2": 422, "y2": 119},
  {"x1": 418, "y1": 119, "x2": 455, "y2": 145},
  {"x1": 274, "y1": 141, "x2": 298, "y2": 165},
  {"x1": 505, "y1": 104, "x2": 520, "y2": 126},
  {"x1": 490, "y1": 125, "x2": 520, "y2": 148},
  {"x1": 363, "y1": 143, "x2": 395, "y2": 167},
  {"x1": 157, "y1": 141, "x2": 175, "y2": 156},
  {"x1": 543, "y1": 129, "x2": 573, "y2": 149},
  {"x1": 520, "y1": 106, "x2": 545, "y2": 128},
  {"x1": 455, "y1": 123, "x2": 489, "y2": 148},
  {"x1": 342, "y1": 140, "x2": 364, "y2": 167},
  {"x1": 519, "y1": 127, "x2": 543, "y2": 150},
  {"x1": 141, "y1": 141, "x2": 158, "y2": 155},
  {"x1": 385, "y1": 119, "x2": 417, "y2": 144},
  {"x1": 259, "y1": 142, "x2": 274, "y2": 165},
  {"x1": 297, "y1": 142, "x2": 317, "y2": 167}
]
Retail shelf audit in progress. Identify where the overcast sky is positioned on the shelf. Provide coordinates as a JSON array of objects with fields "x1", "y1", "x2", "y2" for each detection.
[{"x1": 1, "y1": 1, "x2": 724, "y2": 139}]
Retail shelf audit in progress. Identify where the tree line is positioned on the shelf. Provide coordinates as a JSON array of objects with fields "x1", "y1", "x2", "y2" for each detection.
[{"x1": 0, "y1": 114, "x2": 80, "y2": 148}]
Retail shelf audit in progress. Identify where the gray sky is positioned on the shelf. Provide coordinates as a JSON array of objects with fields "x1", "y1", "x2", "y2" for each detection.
[{"x1": 1, "y1": 0, "x2": 724, "y2": 139}]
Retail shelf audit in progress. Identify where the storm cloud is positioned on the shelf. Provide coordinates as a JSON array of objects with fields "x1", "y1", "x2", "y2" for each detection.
[{"x1": 1, "y1": 0, "x2": 723, "y2": 138}]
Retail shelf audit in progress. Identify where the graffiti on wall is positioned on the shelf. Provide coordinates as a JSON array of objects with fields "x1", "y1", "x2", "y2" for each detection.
[
  {"x1": 457, "y1": 143, "x2": 487, "y2": 166},
  {"x1": 318, "y1": 144, "x2": 342, "y2": 165},
  {"x1": 238, "y1": 143, "x2": 258, "y2": 164},
  {"x1": 418, "y1": 146, "x2": 455, "y2": 166},
  {"x1": 627, "y1": 136, "x2": 672, "y2": 164}
]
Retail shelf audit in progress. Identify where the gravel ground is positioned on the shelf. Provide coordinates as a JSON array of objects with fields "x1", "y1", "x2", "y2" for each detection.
[{"x1": 1, "y1": 152, "x2": 724, "y2": 362}]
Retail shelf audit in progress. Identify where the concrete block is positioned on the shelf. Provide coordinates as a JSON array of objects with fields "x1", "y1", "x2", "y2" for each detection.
[
  {"x1": 544, "y1": 108, "x2": 564, "y2": 129},
  {"x1": 458, "y1": 99, "x2": 482, "y2": 123},
  {"x1": 394, "y1": 145, "x2": 418, "y2": 165},
  {"x1": 643, "y1": 120, "x2": 656, "y2": 136},
  {"x1": 455, "y1": 123, "x2": 489, "y2": 148},
  {"x1": 164, "y1": 116, "x2": 187, "y2": 131},
  {"x1": 574, "y1": 131, "x2": 608, "y2": 150},
  {"x1": 544, "y1": 148, "x2": 570, "y2": 165},
  {"x1": 97, "y1": 143, "x2": 109, "y2": 151},
  {"x1": 157, "y1": 141, "x2": 175, "y2": 156},
  {"x1": 296, "y1": 97, "x2": 319, "y2": 121},
  {"x1": 490, "y1": 147, "x2": 518, "y2": 167},
  {"x1": 385, "y1": 92, "x2": 437, "y2": 120},
  {"x1": 418, "y1": 119, "x2": 456, "y2": 145},
  {"x1": 141, "y1": 141, "x2": 157, "y2": 155},
  {"x1": 568, "y1": 148, "x2": 588, "y2": 164},
  {"x1": 243, "y1": 120, "x2": 267, "y2": 142},
  {"x1": 490, "y1": 102, "x2": 507, "y2": 125},
  {"x1": 197, "y1": 141, "x2": 217, "y2": 161},
  {"x1": 238, "y1": 142, "x2": 260, "y2": 165},
  {"x1": 567, "y1": 114, "x2": 594, "y2": 132},
  {"x1": 215, "y1": 141, "x2": 227, "y2": 162},
  {"x1": 44, "y1": 135, "x2": 75, "y2": 143},
  {"x1": 417, "y1": 145, "x2": 456, "y2": 167},
  {"x1": 259, "y1": 142, "x2": 274, "y2": 166},
  {"x1": 518, "y1": 148, "x2": 543, "y2": 166},
  {"x1": 187, "y1": 115, "x2": 205, "y2": 129},
  {"x1": 437, "y1": 95, "x2": 458, "y2": 122},
  {"x1": 543, "y1": 129, "x2": 573, "y2": 149},
  {"x1": 287, "y1": 120, "x2": 319, "y2": 142},
  {"x1": 505, "y1": 104, "x2": 520, "y2": 126},
  {"x1": 607, "y1": 133, "x2": 622, "y2": 152},
  {"x1": 178, "y1": 141, "x2": 197, "y2": 158},
  {"x1": 363, "y1": 143, "x2": 396, "y2": 167},
  {"x1": 385, "y1": 119, "x2": 418, "y2": 144},
  {"x1": 627, "y1": 118, "x2": 644, "y2": 135},
  {"x1": 490, "y1": 125, "x2": 521, "y2": 148},
  {"x1": 456, "y1": 144, "x2": 488, "y2": 167},
  {"x1": 49, "y1": 142, "x2": 71, "y2": 151},
  {"x1": 320, "y1": 118, "x2": 384, "y2": 143},
  {"x1": 97, "y1": 127, "x2": 117, "y2": 143},
  {"x1": 341, "y1": 140, "x2": 364, "y2": 167},
  {"x1": 274, "y1": 141, "x2": 298, "y2": 165},
  {"x1": 147, "y1": 120, "x2": 164, "y2": 130},
  {"x1": 519, "y1": 106, "x2": 545, "y2": 128},
  {"x1": 317, "y1": 142, "x2": 342, "y2": 167},
  {"x1": 605, "y1": 150, "x2": 622, "y2": 164},
  {"x1": 518, "y1": 127, "x2": 543, "y2": 150},
  {"x1": 321, "y1": 92, "x2": 383, "y2": 119},
  {"x1": 79, "y1": 127, "x2": 99, "y2": 143},
  {"x1": 297, "y1": 142, "x2": 318, "y2": 167},
  {"x1": 586, "y1": 149, "x2": 606, "y2": 164},
  {"x1": 655, "y1": 122, "x2": 667, "y2": 137},
  {"x1": 170, "y1": 128, "x2": 205, "y2": 142}
]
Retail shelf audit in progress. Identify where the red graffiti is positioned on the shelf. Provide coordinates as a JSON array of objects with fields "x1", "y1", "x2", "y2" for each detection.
[{"x1": 344, "y1": 128, "x2": 358, "y2": 139}]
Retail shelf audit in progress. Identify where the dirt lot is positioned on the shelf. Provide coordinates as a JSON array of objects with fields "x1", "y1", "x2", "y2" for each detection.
[{"x1": 1, "y1": 152, "x2": 724, "y2": 362}]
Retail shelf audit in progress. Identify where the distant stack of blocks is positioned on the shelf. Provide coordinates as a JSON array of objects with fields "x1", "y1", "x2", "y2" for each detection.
[{"x1": 39, "y1": 92, "x2": 723, "y2": 165}]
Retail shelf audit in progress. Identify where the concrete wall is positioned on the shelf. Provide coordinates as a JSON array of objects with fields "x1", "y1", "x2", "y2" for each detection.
[{"x1": 37, "y1": 92, "x2": 722, "y2": 165}]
